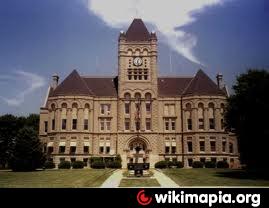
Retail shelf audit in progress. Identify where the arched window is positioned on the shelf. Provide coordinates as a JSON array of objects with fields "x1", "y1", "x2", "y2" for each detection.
[
  {"x1": 124, "y1": 93, "x2": 131, "y2": 100},
  {"x1": 51, "y1": 103, "x2": 56, "y2": 110},
  {"x1": 50, "y1": 103, "x2": 56, "y2": 131},
  {"x1": 135, "y1": 49, "x2": 140, "y2": 56},
  {"x1": 145, "y1": 92, "x2": 152, "y2": 100},
  {"x1": 186, "y1": 103, "x2": 192, "y2": 130},
  {"x1": 208, "y1": 103, "x2": 215, "y2": 129},
  {"x1": 61, "y1": 103, "x2": 67, "y2": 130},
  {"x1": 72, "y1": 103, "x2": 78, "y2": 130},
  {"x1": 127, "y1": 49, "x2": 132, "y2": 56},
  {"x1": 143, "y1": 49, "x2": 148, "y2": 56},
  {"x1": 84, "y1": 104, "x2": 90, "y2": 130},
  {"x1": 134, "y1": 92, "x2": 141, "y2": 100},
  {"x1": 198, "y1": 103, "x2": 204, "y2": 130}
]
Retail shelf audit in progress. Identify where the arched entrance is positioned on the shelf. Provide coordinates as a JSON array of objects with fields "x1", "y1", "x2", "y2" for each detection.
[{"x1": 126, "y1": 137, "x2": 150, "y2": 164}]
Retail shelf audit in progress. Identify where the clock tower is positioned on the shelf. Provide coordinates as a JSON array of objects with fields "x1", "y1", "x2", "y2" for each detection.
[{"x1": 118, "y1": 18, "x2": 158, "y2": 99}]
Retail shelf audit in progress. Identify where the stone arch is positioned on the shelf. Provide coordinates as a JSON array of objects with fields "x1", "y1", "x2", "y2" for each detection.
[{"x1": 124, "y1": 135, "x2": 152, "y2": 151}]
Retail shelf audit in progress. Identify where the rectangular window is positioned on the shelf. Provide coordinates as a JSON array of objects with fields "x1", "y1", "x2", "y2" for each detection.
[
  {"x1": 52, "y1": 119, "x2": 55, "y2": 130},
  {"x1": 125, "y1": 103, "x2": 130, "y2": 114},
  {"x1": 84, "y1": 119, "x2": 88, "y2": 130},
  {"x1": 187, "y1": 119, "x2": 192, "y2": 130},
  {"x1": 187, "y1": 141, "x2": 193, "y2": 153},
  {"x1": 165, "y1": 119, "x2": 169, "y2": 131},
  {"x1": 44, "y1": 121, "x2": 48, "y2": 132},
  {"x1": 106, "y1": 146, "x2": 110, "y2": 154},
  {"x1": 100, "y1": 119, "x2": 105, "y2": 131},
  {"x1": 199, "y1": 140, "x2": 205, "y2": 152},
  {"x1": 146, "y1": 118, "x2": 151, "y2": 131},
  {"x1": 70, "y1": 146, "x2": 76, "y2": 154},
  {"x1": 171, "y1": 146, "x2": 176, "y2": 154},
  {"x1": 210, "y1": 141, "x2": 216, "y2": 152},
  {"x1": 146, "y1": 103, "x2": 151, "y2": 114},
  {"x1": 83, "y1": 158, "x2": 88, "y2": 166},
  {"x1": 60, "y1": 157, "x2": 65, "y2": 162},
  {"x1": 125, "y1": 118, "x2": 130, "y2": 130},
  {"x1": 171, "y1": 119, "x2": 176, "y2": 130},
  {"x1": 71, "y1": 158, "x2": 76, "y2": 163},
  {"x1": 229, "y1": 142, "x2": 234, "y2": 153},
  {"x1": 211, "y1": 157, "x2": 217, "y2": 163},
  {"x1": 222, "y1": 139, "x2": 227, "y2": 152},
  {"x1": 165, "y1": 146, "x2": 170, "y2": 154},
  {"x1": 135, "y1": 122, "x2": 140, "y2": 131},
  {"x1": 48, "y1": 147, "x2": 53, "y2": 154},
  {"x1": 99, "y1": 146, "x2": 104, "y2": 154},
  {"x1": 188, "y1": 158, "x2": 193, "y2": 167},
  {"x1": 209, "y1": 118, "x2": 215, "y2": 129},
  {"x1": 62, "y1": 119, "x2": 67, "y2": 130},
  {"x1": 84, "y1": 146, "x2": 89, "y2": 153},
  {"x1": 106, "y1": 119, "x2": 111, "y2": 131},
  {"x1": 221, "y1": 119, "x2": 225, "y2": 130},
  {"x1": 59, "y1": 146, "x2": 65, "y2": 154},
  {"x1": 101, "y1": 104, "x2": 105, "y2": 114},
  {"x1": 72, "y1": 119, "x2": 77, "y2": 130},
  {"x1": 198, "y1": 118, "x2": 204, "y2": 130}
]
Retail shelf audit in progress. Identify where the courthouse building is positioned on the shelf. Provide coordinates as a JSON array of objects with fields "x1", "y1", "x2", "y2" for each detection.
[{"x1": 39, "y1": 19, "x2": 239, "y2": 168}]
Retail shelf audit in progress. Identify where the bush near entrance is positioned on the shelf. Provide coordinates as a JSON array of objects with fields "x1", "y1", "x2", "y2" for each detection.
[
  {"x1": 155, "y1": 161, "x2": 183, "y2": 169},
  {"x1": 58, "y1": 161, "x2": 71, "y2": 169},
  {"x1": 91, "y1": 161, "x2": 106, "y2": 169},
  {"x1": 192, "y1": 161, "x2": 204, "y2": 168},
  {"x1": 217, "y1": 161, "x2": 229, "y2": 168},
  {"x1": 72, "y1": 161, "x2": 84, "y2": 169},
  {"x1": 205, "y1": 161, "x2": 216, "y2": 168},
  {"x1": 106, "y1": 161, "x2": 122, "y2": 169},
  {"x1": 44, "y1": 161, "x2": 55, "y2": 169}
]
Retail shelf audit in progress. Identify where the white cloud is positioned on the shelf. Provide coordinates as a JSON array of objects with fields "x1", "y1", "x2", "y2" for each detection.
[
  {"x1": 85, "y1": 0, "x2": 226, "y2": 64},
  {"x1": 0, "y1": 71, "x2": 46, "y2": 106}
]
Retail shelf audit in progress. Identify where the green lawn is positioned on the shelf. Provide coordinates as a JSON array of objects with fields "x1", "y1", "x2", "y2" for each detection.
[
  {"x1": 119, "y1": 178, "x2": 160, "y2": 187},
  {"x1": 162, "y1": 168, "x2": 269, "y2": 186},
  {"x1": 0, "y1": 169, "x2": 114, "y2": 188}
]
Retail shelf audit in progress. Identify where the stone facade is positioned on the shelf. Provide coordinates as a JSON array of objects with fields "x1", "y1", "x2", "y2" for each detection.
[{"x1": 39, "y1": 19, "x2": 239, "y2": 168}]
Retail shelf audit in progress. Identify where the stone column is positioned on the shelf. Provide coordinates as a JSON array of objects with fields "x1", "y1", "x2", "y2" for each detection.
[
  {"x1": 204, "y1": 108, "x2": 209, "y2": 131},
  {"x1": 192, "y1": 108, "x2": 198, "y2": 131},
  {"x1": 67, "y1": 108, "x2": 72, "y2": 131},
  {"x1": 215, "y1": 108, "x2": 221, "y2": 131},
  {"x1": 140, "y1": 101, "x2": 146, "y2": 131},
  {"x1": 130, "y1": 101, "x2": 136, "y2": 131}
]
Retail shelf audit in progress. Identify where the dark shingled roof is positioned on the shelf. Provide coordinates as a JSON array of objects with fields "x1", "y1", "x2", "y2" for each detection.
[
  {"x1": 158, "y1": 77, "x2": 193, "y2": 97},
  {"x1": 51, "y1": 70, "x2": 93, "y2": 96},
  {"x1": 183, "y1": 69, "x2": 226, "y2": 96},
  {"x1": 49, "y1": 69, "x2": 226, "y2": 98},
  {"x1": 82, "y1": 77, "x2": 118, "y2": 97},
  {"x1": 125, "y1": 19, "x2": 151, "y2": 41}
]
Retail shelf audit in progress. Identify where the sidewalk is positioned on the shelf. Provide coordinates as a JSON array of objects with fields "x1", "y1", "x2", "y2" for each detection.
[
  {"x1": 100, "y1": 169, "x2": 123, "y2": 188},
  {"x1": 153, "y1": 169, "x2": 180, "y2": 188}
]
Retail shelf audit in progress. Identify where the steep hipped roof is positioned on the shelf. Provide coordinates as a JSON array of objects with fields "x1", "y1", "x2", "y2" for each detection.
[
  {"x1": 158, "y1": 77, "x2": 193, "y2": 97},
  {"x1": 82, "y1": 77, "x2": 118, "y2": 97},
  {"x1": 51, "y1": 70, "x2": 92, "y2": 96},
  {"x1": 183, "y1": 69, "x2": 226, "y2": 96},
  {"x1": 125, "y1": 19, "x2": 151, "y2": 41}
]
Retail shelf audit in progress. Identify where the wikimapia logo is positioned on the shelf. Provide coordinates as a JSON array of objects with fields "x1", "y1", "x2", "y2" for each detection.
[{"x1": 136, "y1": 190, "x2": 261, "y2": 207}]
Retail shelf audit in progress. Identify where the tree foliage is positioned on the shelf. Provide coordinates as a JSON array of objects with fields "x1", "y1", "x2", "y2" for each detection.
[
  {"x1": 225, "y1": 69, "x2": 269, "y2": 169},
  {"x1": 0, "y1": 114, "x2": 43, "y2": 170}
]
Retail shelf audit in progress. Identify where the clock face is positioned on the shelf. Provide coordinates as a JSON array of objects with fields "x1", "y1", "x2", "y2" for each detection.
[{"x1": 133, "y1": 57, "x2": 143, "y2": 66}]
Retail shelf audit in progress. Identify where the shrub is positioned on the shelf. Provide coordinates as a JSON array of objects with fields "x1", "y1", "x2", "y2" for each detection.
[
  {"x1": 192, "y1": 161, "x2": 204, "y2": 168},
  {"x1": 91, "y1": 161, "x2": 105, "y2": 169},
  {"x1": 90, "y1": 157, "x2": 103, "y2": 163},
  {"x1": 72, "y1": 161, "x2": 84, "y2": 169},
  {"x1": 115, "y1": 154, "x2": 122, "y2": 162},
  {"x1": 58, "y1": 161, "x2": 71, "y2": 169},
  {"x1": 44, "y1": 161, "x2": 55, "y2": 169},
  {"x1": 217, "y1": 161, "x2": 229, "y2": 168},
  {"x1": 106, "y1": 161, "x2": 122, "y2": 169},
  {"x1": 104, "y1": 157, "x2": 114, "y2": 164},
  {"x1": 205, "y1": 161, "x2": 216, "y2": 168},
  {"x1": 155, "y1": 161, "x2": 168, "y2": 169},
  {"x1": 173, "y1": 161, "x2": 184, "y2": 168}
]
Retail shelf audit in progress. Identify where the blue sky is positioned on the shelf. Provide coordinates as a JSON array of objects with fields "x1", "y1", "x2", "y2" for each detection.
[{"x1": 0, "y1": 0, "x2": 268, "y2": 115}]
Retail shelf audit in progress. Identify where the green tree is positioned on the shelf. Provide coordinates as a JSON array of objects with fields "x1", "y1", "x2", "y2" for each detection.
[
  {"x1": 0, "y1": 115, "x2": 19, "y2": 168},
  {"x1": 225, "y1": 69, "x2": 269, "y2": 169},
  {"x1": 9, "y1": 127, "x2": 45, "y2": 171}
]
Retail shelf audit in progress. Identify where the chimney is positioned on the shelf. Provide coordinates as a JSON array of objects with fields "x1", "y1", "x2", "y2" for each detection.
[
  {"x1": 51, "y1": 73, "x2": 59, "y2": 89},
  {"x1": 216, "y1": 73, "x2": 223, "y2": 89}
]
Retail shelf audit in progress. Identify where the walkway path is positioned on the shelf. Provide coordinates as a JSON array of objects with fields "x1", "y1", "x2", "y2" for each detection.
[
  {"x1": 153, "y1": 169, "x2": 180, "y2": 188},
  {"x1": 100, "y1": 169, "x2": 123, "y2": 188}
]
